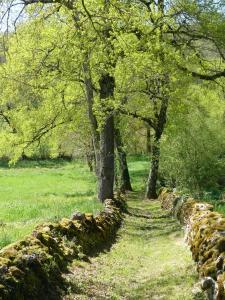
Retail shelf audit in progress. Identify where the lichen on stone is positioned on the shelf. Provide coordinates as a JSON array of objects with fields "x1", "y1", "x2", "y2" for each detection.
[
  {"x1": 0, "y1": 197, "x2": 125, "y2": 300},
  {"x1": 159, "y1": 188, "x2": 225, "y2": 299}
]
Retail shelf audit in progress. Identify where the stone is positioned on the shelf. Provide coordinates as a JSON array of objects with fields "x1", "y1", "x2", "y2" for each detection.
[
  {"x1": 216, "y1": 256, "x2": 224, "y2": 271},
  {"x1": 71, "y1": 212, "x2": 85, "y2": 222},
  {"x1": 9, "y1": 266, "x2": 24, "y2": 278},
  {"x1": 159, "y1": 188, "x2": 225, "y2": 298},
  {"x1": 0, "y1": 265, "x2": 8, "y2": 275},
  {"x1": 0, "y1": 196, "x2": 124, "y2": 299}
]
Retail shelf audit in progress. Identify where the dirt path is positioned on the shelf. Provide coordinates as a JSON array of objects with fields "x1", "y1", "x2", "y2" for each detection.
[{"x1": 64, "y1": 192, "x2": 199, "y2": 300}]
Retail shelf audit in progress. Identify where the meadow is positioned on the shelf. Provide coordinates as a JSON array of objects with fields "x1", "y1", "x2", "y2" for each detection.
[
  {"x1": 1, "y1": 155, "x2": 224, "y2": 251},
  {"x1": 0, "y1": 159, "x2": 102, "y2": 249},
  {"x1": 0, "y1": 156, "x2": 150, "y2": 249}
]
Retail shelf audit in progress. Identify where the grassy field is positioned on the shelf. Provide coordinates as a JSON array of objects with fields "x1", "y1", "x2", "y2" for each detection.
[
  {"x1": 1, "y1": 154, "x2": 224, "y2": 251},
  {"x1": 0, "y1": 159, "x2": 103, "y2": 249},
  {"x1": 126, "y1": 155, "x2": 150, "y2": 191},
  {"x1": 0, "y1": 156, "x2": 150, "y2": 250}
]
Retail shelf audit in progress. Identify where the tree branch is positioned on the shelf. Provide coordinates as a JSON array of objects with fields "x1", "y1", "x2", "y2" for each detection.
[
  {"x1": 180, "y1": 66, "x2": 225, "y2": 81},
  {"x1": 118, "y1": 107, "x2": 156, "y2": 130}
]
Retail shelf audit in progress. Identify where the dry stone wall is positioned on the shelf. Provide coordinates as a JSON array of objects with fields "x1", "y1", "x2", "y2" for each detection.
[
  {"x1": 0, "y1": 198, "x2": 126, "y2": 300},
  {"x1": 159, "y1": 188, "x2": 225, "y2": 300}
]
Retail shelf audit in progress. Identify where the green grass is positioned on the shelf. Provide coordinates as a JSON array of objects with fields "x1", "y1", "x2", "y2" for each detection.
[
  {"x1": 206, "y1": 199, "x2": 225, "y2": 215},
  {"x1": 0, "y1": 159, "x2": 103, "y2": 249},
  {"x1": 189, "y1": 189, "x2": 225, "y2": 216},
  {"x1": 0, "y1": 156, "x2": 151, "y2": 250},
  {"x1": 128, "y1": 155, "x2": 150, "y2": 191},
  {"x1": 65, "y1": 192, "x2": 198, "y2": 300},
  {"x1": 0, "y1": 156, "x2": 200, "y2": 298}
]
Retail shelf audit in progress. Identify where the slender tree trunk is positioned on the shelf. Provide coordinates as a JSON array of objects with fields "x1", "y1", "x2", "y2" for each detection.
[
  {"x1": 98, "y1": 74, "x2": 115, "y2": 202},
  {"x1": 83, "y1": 59, "x2": 100, "y2": 176},
  {"x1": 146, "y1": 137, "x2": 160, "y2": 199},
  {"x1": 146, "y1": 0, "x2": 166, "y2": 199},
  {"x1": 86, "y1": 153, "x2": 94, "y2": 172},
  {"x1": 158, "y1": 0, "x2": 165, "y2": 14},
  {"x1": 146, "y1": 95, "x2": 168, "y2": 199},
  {"x1": 115, "y1": 127, "x2": 132, "y2": 192},
  {"x1": 85, "y1": 139, "x2": 95, "y2": 172},
  {"x1": 146, "y1": 125, "x2": 151, "y2": 154}
]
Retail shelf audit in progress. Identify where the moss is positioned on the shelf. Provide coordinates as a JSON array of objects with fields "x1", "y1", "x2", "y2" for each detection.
[
  {"x1": 0, "y1": 247, "x2": 18, "y2": 260},
  {"x1": 8, "y1": 265, "x2": 22, "y2": 274},
  {"x1": 159, "y1": 188, "x2": 225, "y2": 297},
  {"x1": 0, "y1": 197, "x2": 124, "y2": 300},
  {"x1": 201, "y1": 261, "x2": 217, "y2": 278},
  {"x1": 216, "y1": 238, "x2": 225, "y2": 253}
]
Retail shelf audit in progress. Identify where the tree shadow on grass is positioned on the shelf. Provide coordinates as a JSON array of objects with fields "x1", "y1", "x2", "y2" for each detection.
[
  {"x1": 66, "y1": 266, "x2": 197, "y2": 300},
  {"x1": 0, "y1": 158, "x2": 72, "y2": 169},
  {"x1": 127, "y1": 207, "x2": 152, "y2": 219},
  {"x1": 64, "y1": 219, "x2": 195, "y2": 300},
  {"x1": 124, "y1": 199, "x2": 182, "y2": 240},
  {"x1": 60, "y1": 219, "x2": 123, "y2": 299},
  {"x1": 130, "y1": 169, "x2": 149, "y2": 178},
  {"x1": 64, "y1": 193, "x2": 193, "y2": 300},
  {"x1": 42, "y1": 191, "x2": 95, "y2": 198},
  {"x1": 117, "y1": 266, "x2": 197, "y2": 300},
  {"x1": 63, "y1": 230, "x2": 123, "y2": 299},
  {"x1": 124, "y1": 219, "x2": 181, "y2": 240}
]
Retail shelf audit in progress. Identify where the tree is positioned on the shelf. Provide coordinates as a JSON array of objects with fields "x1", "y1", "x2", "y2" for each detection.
[
  {"x1": 2, "y1": 0, "x2": 224, "y2": 201},
  {"x1": 98, "y1": 73, "x2": 115, "y2": 201},
  {"x1": 115, "y1": 123, "x2": 132, "y2": 192},
  {"x1": 168, "y1": 0, "x2": 225, "y2": 80},
  {"x1": 0, "y1": 18, "x2": 92, "y2": 162},
  {"x1": 160, "y1": 82, "x2": 225, "y2": 195},
  {"x1": 0, "y1": 1, "x2": 134, "y2": 201}
]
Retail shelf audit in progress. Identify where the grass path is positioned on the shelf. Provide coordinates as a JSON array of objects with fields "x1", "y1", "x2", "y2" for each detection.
[{"x1": 64, "y1": 192, "x2": 198, "y2": 300}]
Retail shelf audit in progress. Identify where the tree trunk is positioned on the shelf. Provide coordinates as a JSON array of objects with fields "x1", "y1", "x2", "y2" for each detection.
[
  {"x1": 146, "y1": 95, "x2": 168, "y2": 199},
  {"x1": 86, "y1": 153, "x2": 94, "y2": 172},
  {"x1": 98, "y1": 74, "x2": 115, "y2": 202},
  {"x1": 158, "y1": 0, "x2": 164, "y2": 14},
  {"x1": 115, "y1": 127, "x2": 132, "y2": 192},
  {"x1": 146, "y1": 137, "x2": 160, "y2": 199},
  {"x1": 146, "y1": 125, "x2": 151, "y2": 154},
  {"x1": 82, "y1": 59, "x2": 100, "y2": 176},
  {"x1": 85, "y1": 139, "x2": 95, "y2": 172}
]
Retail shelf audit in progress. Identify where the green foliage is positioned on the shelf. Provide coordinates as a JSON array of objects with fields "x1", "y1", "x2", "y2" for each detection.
[
  {"x1": 0, "y1": 14, "x2": 93, "y2": 162},
  {"x1": 0, "y1": 0, "x2": 195, "y2": 162},
  {"x1": 0, "y1": 0, "x2": 224, "y2": 198},
  {"x1": 160, "y1": 83, "x2": 225, "y2": 193}
]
